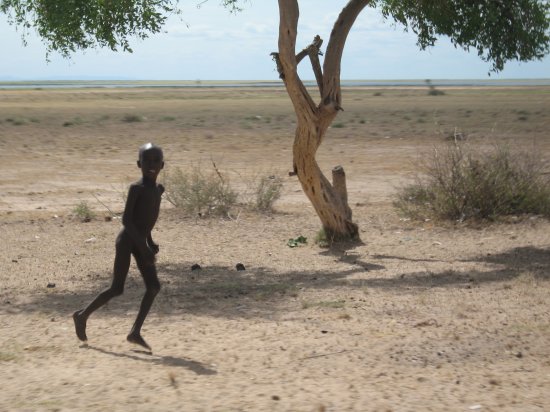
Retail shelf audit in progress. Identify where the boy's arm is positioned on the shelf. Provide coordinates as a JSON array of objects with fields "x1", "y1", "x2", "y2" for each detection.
[{"x1": 123, "y1": 184, "x2": 153, "y2": 260}]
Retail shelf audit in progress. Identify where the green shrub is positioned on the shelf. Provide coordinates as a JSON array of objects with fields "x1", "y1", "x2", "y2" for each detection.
[
  {"x1": 428, "y1": 88, "x2": 445, "y2": 96},
  {"x1": 314, "y1": 228, "x2": 330, "y2": 248},
  {"x1": 6, "y1": 117, "x2": 27, "y2": 125},
  {"x1": 394, "y1": 142, "x2": 550, "y2": 222},
  {"x1": 72, "y1": 201, "x2": 95, "y2": 222},
  {"x1": 254, "y1": 175, "x2": 283, "y2": 212},
  {"x1": 122, "y1": 114, "x2": 144, "y2": 123},
  {"x1": 425, "y1": 79, "x2": 446, "y2": 96},
  {"x1": 63, "y1": 117, "x2": 83, "y2": 127},
  {"x1": 164, "y1": 164, "x2": 237, "y2": 217}
]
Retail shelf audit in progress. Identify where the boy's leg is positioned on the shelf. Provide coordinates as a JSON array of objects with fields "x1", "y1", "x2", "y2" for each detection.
[
  {"x1": 127, "y1": 259, "x2": 160, "y2": 350},
  {"x1": 73, "y1": 236, "x2": 131, "y2": 342}
]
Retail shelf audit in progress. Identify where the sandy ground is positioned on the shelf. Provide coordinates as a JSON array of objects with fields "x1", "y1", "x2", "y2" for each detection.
[{"x1": 0, "y1": 86, "x2": 549, "y2": 411}]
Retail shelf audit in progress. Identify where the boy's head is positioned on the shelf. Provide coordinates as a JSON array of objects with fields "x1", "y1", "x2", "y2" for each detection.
[
  {"x1": 138, "y1": 142, "x2": 163, "y2": 162},
  {"x1": 137, "y1": 143, "x2": 164, "y2": 180}
]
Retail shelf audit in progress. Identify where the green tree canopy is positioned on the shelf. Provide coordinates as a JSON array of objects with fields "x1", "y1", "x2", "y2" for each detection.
[
  {"x1": 0, "y1": 0, "x2": 240, "y2": 56},
  {"x1": 380, "y1": 0, "x2": 550, "y2": 72},
  {"x1": 2, "y1": 1, "x2": 548, "y2": 71}
]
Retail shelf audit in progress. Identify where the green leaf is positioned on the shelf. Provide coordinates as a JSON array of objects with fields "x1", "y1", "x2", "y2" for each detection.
[{"x1": 287, "y1": 235, "x2": 307, "y2": 247}]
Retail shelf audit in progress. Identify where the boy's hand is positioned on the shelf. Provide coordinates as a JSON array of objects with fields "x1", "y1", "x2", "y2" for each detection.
[
  {"x1": 150, "y1": 242, "x2": 160, "y2": 255},
  {"x1": 142, "y1": 246, "x2": 156, "y2": 265}
]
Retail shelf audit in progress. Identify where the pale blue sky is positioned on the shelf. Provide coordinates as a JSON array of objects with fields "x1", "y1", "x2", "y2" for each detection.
[{"x1": 1, "y1": 0, "x2": 549, "y2": 81}]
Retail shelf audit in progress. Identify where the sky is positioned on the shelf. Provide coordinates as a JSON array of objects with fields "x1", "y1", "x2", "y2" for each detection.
[{"x1": 1, "y1": 0, "x2": 549, "y2": 81}]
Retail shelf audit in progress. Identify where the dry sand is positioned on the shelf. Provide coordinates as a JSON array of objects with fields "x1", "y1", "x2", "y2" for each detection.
[{"x1": 0, "y1": 86, "x2": 549, "y2": 411}]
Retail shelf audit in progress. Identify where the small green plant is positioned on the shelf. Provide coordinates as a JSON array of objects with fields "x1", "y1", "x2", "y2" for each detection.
[
  {"x1": 254, "y1": 175, "x2": 283, "y2": 212},
  {"x1": 332, "y1": 122, "x2": 345, "y2": 128},
  {"x1": 428, "y1": 88, "x2": 446, "y2": 96},
  {"x1": 122, "y1": 114, "x2": 144, "y2": 123},
  {"x1": 63, "y1": 117, "x2": 83, "y2": 127},
  {"x1": 164, "y1": 163, "x2": 237, "y2": 217},
  {"x1": 314, "y1": 228, "x2": 330, "y2": 247},
  {"x1": 7, "y1": 117, "x2": 27, "y2": 125},
  {"x1": 287, "y1": 235, "x2": 307, "y2": 248},
  {"x1": 73, "y1": 201, "x2": 95, "y2": 222},
  {"x1": 394, "y1": 141, "x2": 550, "y2": 221}
]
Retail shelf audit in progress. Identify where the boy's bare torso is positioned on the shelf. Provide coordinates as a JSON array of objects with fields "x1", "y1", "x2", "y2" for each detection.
[{"x1": 126, "y1": 179, "x2": 163, "y2": 238}]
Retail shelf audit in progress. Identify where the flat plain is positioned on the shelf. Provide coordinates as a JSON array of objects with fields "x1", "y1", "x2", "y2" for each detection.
[{"x1": 0, "y1": 85, "x2": 549, "y2": 411}]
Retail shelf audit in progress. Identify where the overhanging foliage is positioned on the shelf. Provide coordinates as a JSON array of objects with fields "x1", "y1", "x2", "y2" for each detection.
[
  {"x1": 2, "y1": 1, "x2": 548, "y2": 72},
  {"x1": 378, "y1": 0, "x2": 550, "y2": 72}
]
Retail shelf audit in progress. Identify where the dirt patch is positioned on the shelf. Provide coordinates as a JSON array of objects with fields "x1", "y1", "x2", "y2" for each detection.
[{"x1": 1, "y1": 86, "x2": 549, "y2": 411}]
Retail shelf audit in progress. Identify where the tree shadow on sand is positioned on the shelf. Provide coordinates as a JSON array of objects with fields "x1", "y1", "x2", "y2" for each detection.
[
  {"x1": 368, "y1": 246, "x2": 550, "y2": 289},
  {"x1": 3, "y1": 246, "x2": 549, "y2": 319}
]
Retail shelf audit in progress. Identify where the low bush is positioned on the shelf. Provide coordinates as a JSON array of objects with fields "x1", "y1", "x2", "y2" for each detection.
[
  {"x1": 394, "y1": 141, "x2": 550, "y2": 222},
  {"x1": 254, "y1": 175, "x2": 283, "y2": 213},
  {"x1": 122, "y1": 114, "x2": 144, "y2": 123},
  {"x1": 164, "y1": 163, "x2": 237, "y2": 217},
  {"x1": 72, "y1": 201, "x2": 95, "y2": 222}
]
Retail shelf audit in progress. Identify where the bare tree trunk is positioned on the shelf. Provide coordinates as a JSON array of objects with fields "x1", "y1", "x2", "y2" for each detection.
[
  {"x1": 292, "y1": 121, "x2": 358, "y2": 241},
  {"x1": 276, "y1": 0, "x2": 369, "y2": 241}
]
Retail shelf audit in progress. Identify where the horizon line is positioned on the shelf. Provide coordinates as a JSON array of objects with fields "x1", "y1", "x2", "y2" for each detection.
[{"x1": 1, "y1": 77, "x2": 549, "y2": 83}]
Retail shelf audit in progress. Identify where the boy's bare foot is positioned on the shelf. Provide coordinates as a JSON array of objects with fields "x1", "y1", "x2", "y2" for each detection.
[
  {"x1": 127, "y1": 332, "x2": 151, "y2": 351},
  {"x1": 73, "y1": 310, "x2": 88, "y2": 342}
]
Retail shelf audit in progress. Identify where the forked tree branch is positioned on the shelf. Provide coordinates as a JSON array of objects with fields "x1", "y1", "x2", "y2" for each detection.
[
  {"x1": 322, "y1": 0, "x2": 371, "y2": 108},
  {"x1": 276, "y1": 1, "x2": 369, "y2": 119},
  {"x1": 271, "y1": 34, "x2": 324, "y2": 100},
  {"x1": 277, "y1": 0, "x2": 317, "y2": 119},
  {"x1": 296, "y1": 35, "x2": 323, "y2": 64},
  {"x1": 307, "y1": 36, "x2": 324, "y2": 96}
]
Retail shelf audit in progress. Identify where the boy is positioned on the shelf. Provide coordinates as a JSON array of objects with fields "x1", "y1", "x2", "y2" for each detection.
[{"x1": 73, "y1": 143, "x2": 165, "y2": 351}]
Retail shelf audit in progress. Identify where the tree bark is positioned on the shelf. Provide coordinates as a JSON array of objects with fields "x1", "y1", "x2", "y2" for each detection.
[
  {"x1": 277, "y1": 0, "x2": 369, "y2": 241},
  {"x1": 332, "y1": 165, "x2": 351, "y2": 215}
]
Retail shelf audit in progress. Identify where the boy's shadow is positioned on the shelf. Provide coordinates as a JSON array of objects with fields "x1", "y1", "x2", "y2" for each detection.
[{"x1": 84, "y1": 345, "x2": 217, "y2": 375}]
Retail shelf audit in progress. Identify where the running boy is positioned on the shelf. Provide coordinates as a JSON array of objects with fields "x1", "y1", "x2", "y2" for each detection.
[{"x1": 73, "y1": 143, "x2": 165, "y2": 351}]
